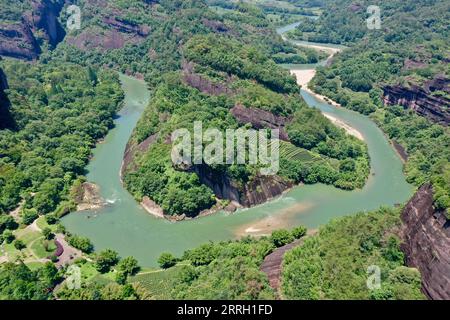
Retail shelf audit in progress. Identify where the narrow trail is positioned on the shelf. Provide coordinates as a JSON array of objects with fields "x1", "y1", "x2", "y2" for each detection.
[{"x1": 260, "y1": 239, "x2": 304, "y2": 298}]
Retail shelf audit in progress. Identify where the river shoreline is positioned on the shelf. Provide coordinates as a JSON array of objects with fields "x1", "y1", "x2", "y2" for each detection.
[
  {"x1": 287, "y1": 44, "x2": 365, "y2": 141},
  {"x1": 62, "y1": 24, "x2": 413, "y2": 267}
]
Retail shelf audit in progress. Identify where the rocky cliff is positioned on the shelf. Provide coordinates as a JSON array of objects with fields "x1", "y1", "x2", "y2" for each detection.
[
  {"x1": 192, "y1": 164, "x2": 293, "y2": 207},
  {"x1": 231, "y1": 104, "x2": 291, "y2": 141},
  {"x1": 65, "y1": 1, "x2": 152, "y2": 52},
  {"x1": 0, "y1": 0, "x2": 66, "y2": 60},
  {"x1": 0, "y1": 67, "x2": 14, "y2": 129},
  {"x1": 383, "y1": 76, "x2": 450, "y2": 126},
  {"x1": 401, "y1": 183, "x2": 450, "y2": 300}
]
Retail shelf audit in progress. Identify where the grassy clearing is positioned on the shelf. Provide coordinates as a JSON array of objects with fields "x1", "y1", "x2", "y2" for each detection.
[
  {"x1": 36, "y1": 216, "x2": 58, "y2": 232},
  {"x1": 30, "y1": 238, "x2": 56, "y2": 259},
  {"x1": 26, "y1": 261, "x2": 46, "y2": 270}
]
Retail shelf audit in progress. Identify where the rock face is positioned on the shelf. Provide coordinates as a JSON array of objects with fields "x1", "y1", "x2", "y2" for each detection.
[
  {"x1": 0, "y1": 0, "x2": 66, "y2": 60},
  {"x1": 65, "y1": 1, "x2": 152, "y2": 52},
  {"x1": 182, "y1": 61, "x2": 234, "y2": 96},
  {"x1": 401, "y1": 183, "x2": 450, "y2": 300},
  {"x1": 193, "y1": 164, "x2": 293, "y2": 207},
  {"x1": 231, "y1": 104, "x2": 291, "y2": 141},
  {"x1": 73, "y1": 182, "x2": 106, "y2": 212},
  {"x1": 121, "y1": 133, "x2": 159, "y2": 179},
  {"x1": 0, "y1": 67, "x2": 8, "y2": 101},
  {"x1": 383, "y1": 76, "x2": 450, "y2": 125},
  {"x1": 0, "y1": 67, "x2": 14, "y2": 129}
]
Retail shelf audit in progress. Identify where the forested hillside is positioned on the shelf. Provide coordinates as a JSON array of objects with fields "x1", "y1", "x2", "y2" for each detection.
[
  {"x1": 0, "y1": 60, "x2": 123, "y2": 216},
  {"x1": 123, "y1": 32, "x2": 369, "y2": 217},
  {"x1": 0, "y1": 0, "x2": 448, "y2": 301},
  {"x1": 300, "y1": 0, "x2": 450, "y2": 216},
  {"x1": 282, "y1": 208, "x2": 424, "y2": 300}
]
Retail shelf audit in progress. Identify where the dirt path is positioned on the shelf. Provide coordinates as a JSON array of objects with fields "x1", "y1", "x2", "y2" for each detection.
[
  {"x1": 260, "y1": 239, "x2": 304, "y2": 298},
  {"x1": 8, "y1": 201, "x2": 24, "y2": 222},
  {"x1": 29, "y1": 219, "x2": 41, "y2": 232}
]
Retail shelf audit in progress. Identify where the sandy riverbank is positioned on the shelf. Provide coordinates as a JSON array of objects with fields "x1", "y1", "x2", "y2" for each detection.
[
  {"x1": 288, "y1": 43, "x2": 364, "y2": 141},
  {"x1": 141, "y1": 196, "x2": 165, "y2": 219},
  {"x1": 234, "y1": 201, "x2": 315, "y2": 238}
]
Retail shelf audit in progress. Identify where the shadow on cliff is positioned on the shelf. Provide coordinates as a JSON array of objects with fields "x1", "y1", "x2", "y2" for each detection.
[{"x1": 0, "y1": 67, "x2": 15, "y2": 130}]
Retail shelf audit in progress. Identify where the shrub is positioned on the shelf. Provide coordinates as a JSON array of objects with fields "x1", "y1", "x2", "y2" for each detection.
[
  {"x1": 21, "y1": 209, "x2": 39, "y2": 225},
  {"x1": 291, "y1": 226, "x2": 307, "y2": 239},
  {"x1": 271, "y1": 229, "x2": 294, "y2": 247},
  {"x1": 158, "y1": 252, "x2": 177, "y2": 269},
  {"x1": 13, "y1": 239, "x2": 26, "y2": 250}
]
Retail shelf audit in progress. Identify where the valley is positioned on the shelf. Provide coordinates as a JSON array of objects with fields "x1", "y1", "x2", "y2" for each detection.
[{"x1": 0, "y1": 0, "x2": 448, "y2": 301}]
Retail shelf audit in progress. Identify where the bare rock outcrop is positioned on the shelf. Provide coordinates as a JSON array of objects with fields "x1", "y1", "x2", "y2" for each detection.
[
  {"x1": 182, "y1": 61, "x2": 234, "y2": 96},
  {"x1": 0, "y1": 0, "x2": 66, "y2": 60},
  {"x1": 66, "y1": 3, "x2": 151, "y2": 52},
  {"x1": 401, "y1": 183, "x2": 450, "y2": 300},
  {"x1": 231, "y1": 104, "x2": 291, "y2": 141},
  {"x1": 73, "y1": 182, "x2": 106, "y2": 211},
  {"x1": 192, "y1": 164, "x2": 293, "y2": 208},
  {"x1": 383, "y1": 76, "x2": 450, "y2": 125}
]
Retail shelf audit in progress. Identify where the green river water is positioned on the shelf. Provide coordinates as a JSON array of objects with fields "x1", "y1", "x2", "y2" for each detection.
[{"x1": 62, "y1": 23, "x2": 414, "y2": 267}]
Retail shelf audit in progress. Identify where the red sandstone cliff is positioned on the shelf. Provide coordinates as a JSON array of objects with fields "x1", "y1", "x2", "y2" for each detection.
[
  {"x1": 0, "y1": 0, "x2": 66, "y2": 60},
  {"x1": 383, "y1": 76, "x2": 450, "y2": 126},
  {"x1": 401, "y1": 183, "x2": 450, "y2": 300}
]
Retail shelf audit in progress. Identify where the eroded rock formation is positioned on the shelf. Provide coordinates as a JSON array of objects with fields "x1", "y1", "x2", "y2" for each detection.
[
  {"x1": 66, "y1": 1, "x2": 152, "y2": 52},
  {"x1": 231, "y1": 104, "x2": 290, "y2": 141},
  {"x1": 192, "y1": 164, "x2": 293, "y2": 207},
  {"x1": 0, "y1": 0, "x2": 66, "y2": 60},
  {"x1": 401, "y1": 183, "x2": 450, "y2": 300},
  {"x1": 383, "y1": 76, "x2": 450, "y2": 125},
  {"x1": 182, "y1": 61, "x2": 234, "y2": 96}
]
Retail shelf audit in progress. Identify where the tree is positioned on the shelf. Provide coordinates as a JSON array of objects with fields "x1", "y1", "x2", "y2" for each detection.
[
  {"x1": 0, "y1": 215, "x2": 18, "y2": 232},
  {"x1": 42, "y1": 227, "x2": 54, "y2": 240},
  {"x1": 118, "y1": 257, "x2": 140, "y2": 276},
  {"x1": 291, "y1": 226, "x2": 307, "y2": 239},
  {"x1": 68, "y1": 235, "x2": 94, "y2": 253},
  {"x1": 3, "y1": 230, "x2": 15, "y2": 244},
  {"x1": 0, "y1": 262, "x2": 52, "y2": 300},
  {"x1": 95, "y1": 249, "x2": 120, "y2": 273},
  {"x1": 21, "y1": 209, "x2": 39, "y2": 225},
  {"x1": 115, "y1": 271, "x2": 127, "y2": 285},
  {"x1": 45, "y1": 214, "x2": 58, "y2": 225},
  {"x1": 13, "y1": 239, "x2": 26, "y2": 250},
  {"x1": 158, "y1": 252, "x2": 177, "y2": 269},
  {"x1": 271, "y1": 229, "x2": 294, "y2": 248}
]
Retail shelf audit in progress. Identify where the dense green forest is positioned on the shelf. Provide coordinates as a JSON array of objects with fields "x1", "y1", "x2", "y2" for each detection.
[
  {"x1": 282, "y1": 208, "x2": 424, "y2": 300},
  {"x1": 0, "y1": 60, "x2": 123, "y2": 217},
  {"x1": 0, "y1": 0, "x2": 448, "y2": 301},
  {"x1": 302, "y1": 0, "x2": 450, "y2": 215},
  {"x1": 123, "y1": 32, "x2": 369, "y2": 217},
  {"x1": 372, "y1": 108, "x2": 450, "y2": 217}
]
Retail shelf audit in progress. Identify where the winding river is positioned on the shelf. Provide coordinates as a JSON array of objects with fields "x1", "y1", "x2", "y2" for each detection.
[{"x1": 62, "y1": 23, "x2": 414, "y2": 267}]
